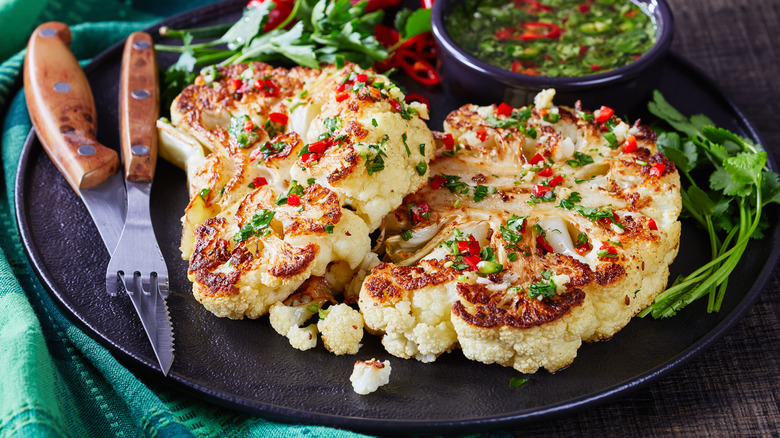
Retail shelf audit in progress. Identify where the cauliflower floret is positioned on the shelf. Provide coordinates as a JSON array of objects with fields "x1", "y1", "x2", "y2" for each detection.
[
  {"x1": 188, "y1": 184, "x2": 370, "y2": 319},
  {"x1": 317, "y1": 304, "x2": 364, "y2": 355},
  {"x1": 350, "y1": 359, "x2": 391, "y2": 395},
  {"x1": 269, "y1": 301, "x2": 318, "y2": 351}
]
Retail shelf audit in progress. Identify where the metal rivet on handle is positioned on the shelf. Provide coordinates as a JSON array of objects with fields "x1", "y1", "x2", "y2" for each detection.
[
  {"x1": 131, "y1": 144, "x2": 149, "y2": 156},
  {"x1": 77, "y1": 145, "x2": 96, "y2": 156},
  {"x1": 53, "y1": 82, "x2": 70, "y2": 93},
  {"x1": 131, "y1": 89, "x2": 150, "y2": 99},
  {"x1": 39, "y1": 28, "x2": 57, "y2": 38},
  {"x1": 132, "y1": 40, "x2": 150, "y2": 50}
]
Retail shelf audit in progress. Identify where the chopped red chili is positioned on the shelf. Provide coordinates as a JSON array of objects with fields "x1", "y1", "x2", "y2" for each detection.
[
  {"x1": 441, "y1": 133, "x2": 455, "y2": 150},
  {"x1": 252, "y1": 177, "x2": 268, "y2": 187},
  {"x1": 308, "y1": 138, "x2": 332, "y2": 155},
  {"x1": 623, "y1": 135, "x2": 637, "y2": 153},
  {"x1": 649, "y1": 163, "x2": 666, "y2": 177},
  {"x1": 537, "y1": 167, "x2": 553, "y2": 177},
  {"x1": 528, "y1": 153, "x2": 545, "y2": 165},
  {"x1": 648, "y1": 218, "x2": 658, "y2": 231},
  {"x1": 532, "y1": 184, "x2": 552, "y2": 198},
  {"x1": 243, "y1": 119, "x2": 254, "y2": 131},
  {"x1": 268, "y1": 112, "x2": 288, "y2": 125},
  {"x1": 476, "y1": 128, "x2": 489, "y2": 142},
  {"x1": 396, "y1": 49, "x2": 440, "y2": 86},
  {"x1": 549, "y1": 175, "x2": 564, "y2": 187},
  {"x1": 429, "y1": 174, "x2": 446, "y2": 190},
  {"x1": 462, "y1": 255, "x2": 481, "y2": 271},
  {"x1": 335, "y1": 92, "x2": 350, "y2": 102},
  {"x1": 287, "y1": 193, "x2": 301, "y2": 206},
  {"x1": 230, "y1": 78, "x2": 243, "y2": 91},
  {"x1": 595, "y1": 106, "x2": 614, "y2": 123},
  {"x1": 496, "y1": 102, "x2": 514, "y2": 117},
  {"x1": 536, "y1": 235, "x2": 554, "y2": 253}
]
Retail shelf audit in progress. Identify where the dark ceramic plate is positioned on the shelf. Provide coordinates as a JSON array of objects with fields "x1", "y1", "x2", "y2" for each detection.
[{"x1": 15, "y1": 0, "x2": 780, "y2": 434}]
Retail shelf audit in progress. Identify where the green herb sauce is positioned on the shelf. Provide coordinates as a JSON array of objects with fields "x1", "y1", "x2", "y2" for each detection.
[{"x1": 446, "y1": 0, "x2": 657, "y2": 77}]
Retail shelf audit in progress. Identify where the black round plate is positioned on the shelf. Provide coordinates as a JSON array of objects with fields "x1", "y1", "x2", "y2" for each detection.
[{"x1": 14, "y1": 1, "x2": 780, "y2": 434}]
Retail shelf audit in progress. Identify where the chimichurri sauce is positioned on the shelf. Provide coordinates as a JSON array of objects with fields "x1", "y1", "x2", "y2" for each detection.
[{"x1": 446, "y1": 0, "x2": 657, "y2": 77}]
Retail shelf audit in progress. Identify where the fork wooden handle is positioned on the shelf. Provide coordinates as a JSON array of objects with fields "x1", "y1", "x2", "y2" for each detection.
[
  {"x1": 119, "y1": 32, "x2": 160, "y2": 182},
  {"x1": 23, "y1": 22, "x2": 119, "y2": 191}
]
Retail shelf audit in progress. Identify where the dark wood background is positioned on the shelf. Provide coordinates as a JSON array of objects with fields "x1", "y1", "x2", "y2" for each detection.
[{"x1": 508, "y1": 0, "x2": 780, "y2": 436}]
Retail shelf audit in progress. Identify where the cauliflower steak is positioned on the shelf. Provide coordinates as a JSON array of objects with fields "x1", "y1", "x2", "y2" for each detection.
[
  {"x1": 359, "y1": 91, "x2": 682, "y2": 373},
  {"x1": 160, "y1": 62, "x2": 435, "y2": 321}
]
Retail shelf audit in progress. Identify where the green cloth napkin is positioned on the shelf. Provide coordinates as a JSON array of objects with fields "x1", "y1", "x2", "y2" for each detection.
[{"x1": 0, "y1": 1, "x2": 426, "y2": 436}]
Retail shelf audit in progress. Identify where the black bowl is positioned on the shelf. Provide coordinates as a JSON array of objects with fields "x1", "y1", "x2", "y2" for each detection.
[{"x1": 431, "y1": 0, "x2": 675, "y2": 112}]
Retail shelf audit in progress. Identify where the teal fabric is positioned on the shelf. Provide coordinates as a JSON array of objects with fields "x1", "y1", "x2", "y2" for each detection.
[{"x1": 0, "y1": 1, "x2": 411, "y2": 436}]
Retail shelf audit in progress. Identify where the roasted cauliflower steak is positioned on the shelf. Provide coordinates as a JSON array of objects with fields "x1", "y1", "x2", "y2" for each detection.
[
  {"x1": 159, "y1": 62, "x2": 435, "y2": 320},
  {"x1": 359, "y1": 91, "x2": 682, "y2": 373}
]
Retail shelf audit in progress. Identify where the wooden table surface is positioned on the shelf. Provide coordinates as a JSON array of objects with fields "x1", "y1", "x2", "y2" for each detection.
[{"x1": 509, "y1": 0, "x2": 780, "y2": 436}]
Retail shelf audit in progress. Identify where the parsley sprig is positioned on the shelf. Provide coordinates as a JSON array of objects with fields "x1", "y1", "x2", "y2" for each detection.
[{"x1": 639, "y1": 91, "x2": 780, "y2": 318}]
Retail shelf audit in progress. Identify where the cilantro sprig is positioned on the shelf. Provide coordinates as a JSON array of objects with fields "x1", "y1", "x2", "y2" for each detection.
[{"x1": 639, "y1": 91, "x2": 780, "y2": 318}]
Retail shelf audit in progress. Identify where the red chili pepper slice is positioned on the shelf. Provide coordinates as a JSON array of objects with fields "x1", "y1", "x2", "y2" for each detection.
[
  {"x1": 648, "y1": 218, "x2": 658, "y2": 231},
  {"x1": 252, "y1": 176, "x2": 268, "y2": 187},
  {"x1": 549, "y1": 175, "x2": 564, "y2": 187},
  {"x1": 230, "y1": 78, "x2": 243, "y2": 91},
  {"x1": 590, "y1": 64, "x2": 602, "y2": 72},
  {"x1": 421, "y1": 0, "x2": 434, "y2": 8},
  {"x1": 462, "y1": 255, "x2": 481, "y2": 271},
  {"x1": 476, "y1": 128, "x2": 488, "y2": 142},
  {"x1": 268, "y1": 112, "x2": 288, "y2": 125},
  {"x1": 300, "y1": 152, "x2": 319, "y2": 164},
  {"x1": 600, "y1": 245, "x2": 618, "y2": 255},
  {"x1": 623, "y1": 135, "x2": 637, "y2": 153},
  {"x1": 243, "y1": 119, "x2": 254, "y2": 131},
  {"x1": 514, "y1": 0, "x2": 553, "y2": 13},
  {"x1": 308, "y1": 138, "x2": 332, "y2": 154},
  {"x1": 574, "y1": 242, "x2": 590, "y2": 256},
  {"x1": 595, "y1": 106, "x2": 614, "y2": 123},
  {"x1": 404, "y1": 93, "x2": 430, "y2": 110},
  {"x1": 496, "y1": 102, "x2": 514, "y2": 117},
  {"x1": 518, "y1": 22, "x2": 561, "y2": 41},
  {"x1": 536, "y1": 235, "x2": 554, "y2": 253},
  {"x1": 441, "y1": 133, "x2": 455, "y2": 150},
  {"x1": 390, "y1": 99, "x2": 403, "y2": 113},
  {"x1": 532, "y1": 184, "x2": 551, "y2": 198},
  {"x1": 578, "y1": 4, "x2": 590, "y2": 13},
  {"x1": 511, "y1": 60, "x2": 539, "y2": 76},
  {"x1": 255, "y1": 78, "x2": 279, "y2": 96},
  {"x1": 287, "y1": 193, "x2": 301, "y2": 206},
  {"x1": 528, "y1": 153, "x2": 545, "y2": 165},
  {"x1": 410, "y1": 203, "x2": 430, "y2": 223},
  {"x1": 396, "y1": 49, "x2": 440, "y2": 86},
  {"x1": 649, "y1": 163, "x2": 666, "y2": 177},
  {"x1": 374, "y1": 24, "x2": 400, "y2": 48},
  {"x1": 429, "y1": 174, "x2": 446, "y2": 190},
  {"x1": 537, "y1": 167, "x2": 553, "y2": 177},
  {"x1": 249, "y1": 148, "x2": 263, "y2": 162},
  {"x1": 355, "y1": 73, "x2": 369, "y2": 83},
  {"x1": 335, "y1": 92, "x2": 350, "y2": 102}
]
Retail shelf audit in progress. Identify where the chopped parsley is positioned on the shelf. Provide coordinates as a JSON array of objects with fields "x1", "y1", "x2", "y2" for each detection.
[
  {"x1": 473, "y1": 185, "x2": 489, "y2": 202},
  {"x1": 507, "y1": 252, "x2": 518, "y2": 261},
  {"x1": 603, "y1": 132, "x2": 618, "y2": 149},
  {"x1": 401, "y1": 230, "x2": 413, "y2": 241},
  {"x1": 276, "y1": 180, "x2": 304, "y2": 205},
  {"x1": 228, "y1": 115, "x2": 258, "y2": 148},
  {"x1": 234, "y1": 209, "x2": 275, "y2": 242},
  {"x1": 567, "y1": 152, "x2": 595, "y2": 168},
  {"x1": 363, "y1": 135, "x2": 389, "y2": 175},
  {"x1": 402, "y1": 132, "x2": 411, "y2": 156},
  {"x1": 199, "y1": 188, "x2": 210, "y2": 199},
  {"x1": 528, "y1": 270, "x2": 556, "y2": 299},
  {"x1": 500, "y1": 215, "x2": 526, "y2": 244},
  {"x1": 558, "y1": 192, "x2": 582, "y2": 210},
  {"x1": 509, "y1": 377, "x2": 527, "y2": 388},
  {"x1": 325, "y1": 224, "x2": 334, "y2": 234},
  {"x1": 415, "y1": 161, "x2": 428, "y2": 176}
]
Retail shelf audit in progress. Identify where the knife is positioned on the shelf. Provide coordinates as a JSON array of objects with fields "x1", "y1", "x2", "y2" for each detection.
[
  {"x1": 109, "y1": 31, "x2": 174, "y2": 375},
  {"x1": 24, "y1": 22, "x2": 126, "y2": 251}
]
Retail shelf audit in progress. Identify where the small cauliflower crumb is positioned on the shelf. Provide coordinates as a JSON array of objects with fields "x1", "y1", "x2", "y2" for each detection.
[
  {"x1": 350, "y1": 359, "x2": 391, "y2": 395},
  {"x1": 317, "y1": 304, "x2": 364, "y2": 355},
  {"x1": 269, "y1": 302, "x2": 318, "y2": 351},
  {"x1": 534, "y1": 88, "x2": 556, "y2": 109}
]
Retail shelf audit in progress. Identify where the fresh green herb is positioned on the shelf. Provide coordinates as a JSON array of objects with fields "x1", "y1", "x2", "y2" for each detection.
[
  {"x1": 639, "y1": 90, "x2": 780, "y2": 318},
  {"x1": 325, "y1": 223, "x2": 335, "y2": 234},
  {"x1": 364, "y1": 141, "x2": 387, "y2": 175},
  {"x1": 234, "y1": 209, "x2": 275, "y2": 242},
  {"x1": 397, "y1": 133, "x2": 409, "y2": 157},
  {"x1": 603, "y1": 132, "x2": 618, "y2": 149},
  {"x1": 573, "y1": 205, "x2": 615, "y2": 222},
  {"x1": 371, "y1": 118, "x2": 378, "y2": 127},
  {"x1": 307, "y1": 178, "x2": 316, "y2": 185},
  {"x1": 528, "y1": 270, "x2": 556, "y2": 299},
  {"x1": 228, "y1": 115, "x2": 259, "y2": 148},
  {"x1": 479, "y1": 247, "x2": 495, "y2": 262},
  {"x1": 597, "y1": 248, "x2": 617, "y2": 258},
  {"x1": 507, "y1": 252, "x2": 518, "y2": 261},
  {"x1": 401, "y1": 230, "x2": 413, "y2": 241},
  {"x1": 509, "y1": 377, "x2": 527, "y2": 388},
  {"x1": 473, "y1": 185, "x2": 489, "y2": 202},
  {"x1": 199, "y1": 188, "x2": 210, "y2": 199},
  {"x1": 558, "y1": 192, "x2": 582, "y2": 210},
  {"x1": 415, "y1": 161, "x2": 428, "y2": 176},
  {"x1": 500, "y1": 215, "x2": 525, "y2": 244},
  {"x1": 306, "y1": 303, "x2": 319, "y2": 313},
  {"x1": 419, "y1": 143, "x2": 425, "y2": 156},
  {"x1": 568, "y1": 152, "x2": 595, "y2": 168},
  {"x1": 574, "y1": 232, "x2": 588, "y2": 247},
  {"x1": 544, "y1": 112, "x2": 561, "y2": 123},
  {"x1": 276, "y1": 180, "x2": 304, "y2": 205},
  {"x1": 156, "y1": 0, "x2": 390, "y2": 111},
  {"x1": 323, "y1": 116, "x2": 342, "y2": 136},
  {"x1": 574, "y1": 176, "x2": 595, "y2": 184}
]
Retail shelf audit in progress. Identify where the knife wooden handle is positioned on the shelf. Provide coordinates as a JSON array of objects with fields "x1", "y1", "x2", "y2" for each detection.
[
  {"x1": 119, "y1": 32, "x2": 159, "y2": 182},
  {"x1": 24, "y1": 22, "x2": 119, "y2": 191}
]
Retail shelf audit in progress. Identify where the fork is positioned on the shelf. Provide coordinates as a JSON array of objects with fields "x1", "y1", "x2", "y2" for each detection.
[{"x1": 106, "y1": 32, "x2": 174, "y2": 375}]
